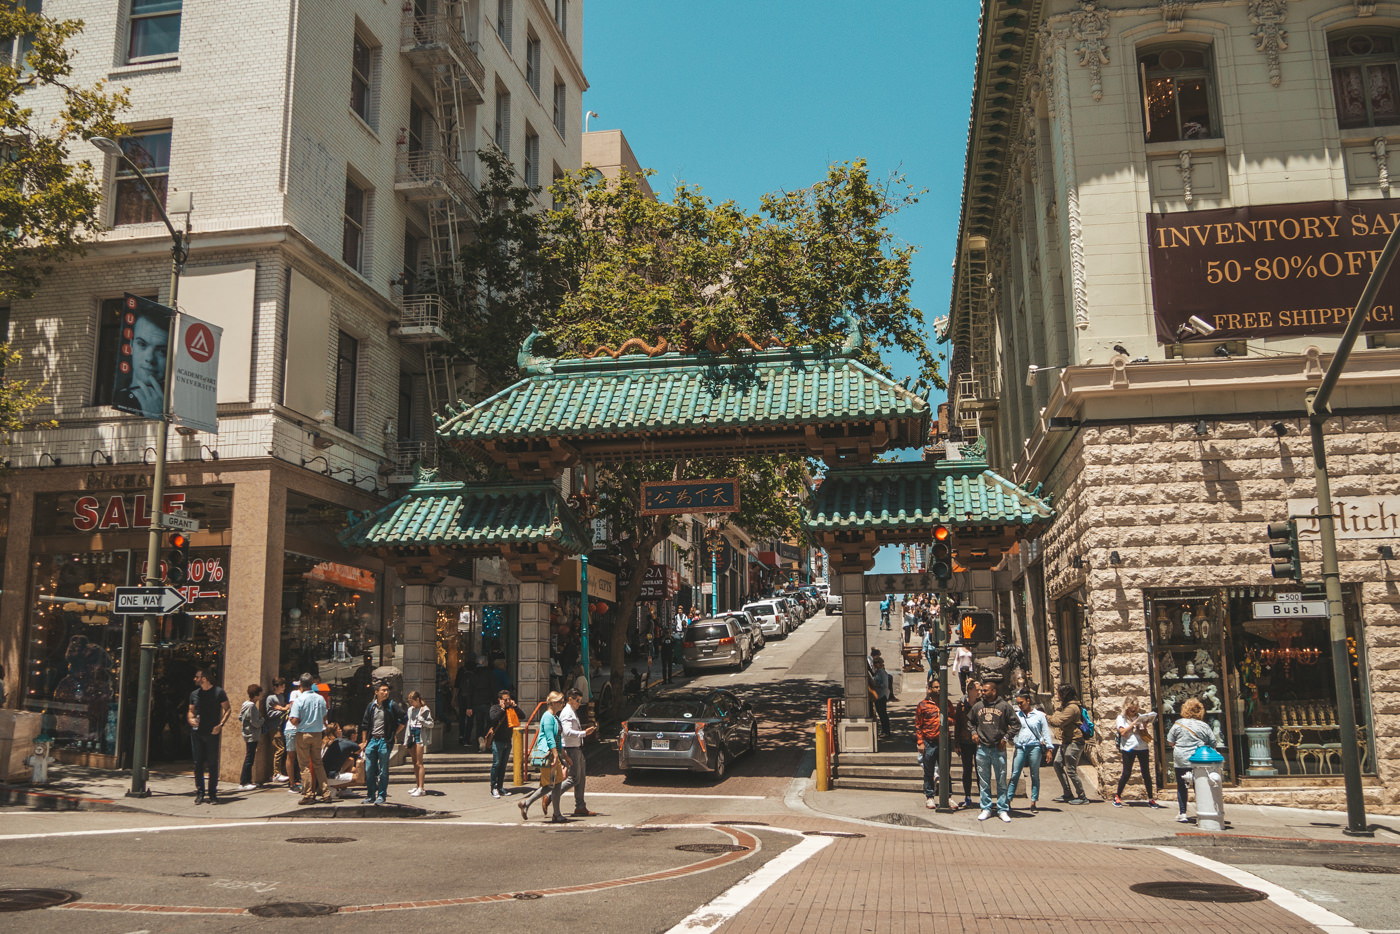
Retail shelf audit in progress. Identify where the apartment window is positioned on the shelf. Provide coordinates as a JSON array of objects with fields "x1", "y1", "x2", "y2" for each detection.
[
  {"x1": 343, "y1": 177, "x2": 367, "y2": 271},
  {"x1": 553, "y1": 80, "x2": 567, "y2": 135},
  {"x1": 334, "y1": 330, "x2": 358, "y2": 433},
  {"x1": 496, "y1": 0, "x2": 512, "y2": 49},
  {"x1": 397, "y1": 372, "x2": 415, "y2": 442},
  {"x1": 524, "y1": 129, "x2": 539, "y2": 188},
  {"x1": 351, "y1": 32, "x2": 374, "y2": 123},
  {"x1": 526, "y1": 35, "x2": 541, "y2": 97},
  {"x1": 128, "y1": 0, "x2": 181, "y2": 61},
  {"x1": 1138, "y1": 45, "x2": 1219, "y2": 144},
  {"x1": 554, "y1": 0, "x2": 566, "y2": 37},
  {"x1": 92, "y1": 296, "x2": 155, "y2": 406},
  {"x1": 1330, "y1": 31, "x2": 1400, "y2": 129},
  {"x1": 401, "y1": 231, "x2": 427, "y2": 292},
  {"x1": 495, "y1": 89, "x2": 511, "y2": 155},
  {"x1": 407, "y1": 98, "x2": 428, "y2": 154},
  {"x1": 112, "y1": 130, "x2": 171, "y2": 226},
  {"x1": 7, "y1": 0, "x2": 40, "y2": 71}
]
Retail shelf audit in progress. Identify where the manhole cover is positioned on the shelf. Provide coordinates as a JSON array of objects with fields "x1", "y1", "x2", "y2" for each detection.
[
  {"x1": 248, "y1": 902, "x2": 339, "y2": 918},
  {"x1": 713, "y1": 820, "x2": 769, "y2": 826},
  {"x1": 286, "y1": 836, "x2": 356, "y2": 845},
  {"x1": 803, "y1": 831, "x2": 866, "y2": 838},
  {"x1": 0, "y1": 889, "x2": 80, "y2": 912},
  {"x1": 512, "y1": 892, "x2": 544, "y2": 900},
  {"x1": 675, "y1": 843, "x2": 749, "y2": 854},
  {"x1": 1130, "y1": 882, "x2": 1267, "y2": 903},
  {"x1": 552, "y1": 828, "x2": 584, "y2": 833},
  {"x1": 179, "y1": 872, "x2": 210, "y2": 878},
  {"x1": 1324, "y1": 863, "x2": 1400, "y2": 875}
]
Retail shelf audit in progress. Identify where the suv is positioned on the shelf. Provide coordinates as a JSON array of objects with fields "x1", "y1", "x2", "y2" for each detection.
[
  {"x1": 743, "y1": 600, "x2": 788, "y2": 638},
  {"x1": 683, "y1": 617, "x2": 747, "y2": 672},
  {"x1": 723, "y1": 610, "x2": 765, "y2": 652},
  {"x1": 825, "y1": 591, "x2": 844, "y2": 616}
]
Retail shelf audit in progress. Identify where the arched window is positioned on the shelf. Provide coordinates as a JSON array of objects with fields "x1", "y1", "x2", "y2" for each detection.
[
  {"x1": 1329, "y1": 31, "x2": 1400, "y2": 129},
  {"x1": 1138, "y1": 45, "x2": 1220, "y2": 144}
]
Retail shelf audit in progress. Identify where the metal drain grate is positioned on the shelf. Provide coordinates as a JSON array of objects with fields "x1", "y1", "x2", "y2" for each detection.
[
  {"x1": 803, "y1": 830, "x2": 866, "y2": 838},
  {"x1": 1324, "y1": 863, "x2": 1400, "y2": 875},
  {"x1": 633, "y1": 827, "x2": 664, "y2": 833},
  {"x1": 179, "y1": 872, "x2": 210, "y2": 878},
  {"x1": 512, "y1": 892, "x2": 544, "y2": 900},
  {"x1": 713, "y1": 820, "x2": 769, "y2": 826},
  {"x1": 1129, "y1": 882, "x2": 1267, "y2": 903},
  {"x1": 248, "y1": 902, "x2": 338, "y2": 918},
  {"x1": 286, "y1": 836, "x2": 356, "y2": 844},
  {"x1": 0, "y1": 889, "x2": 80, "y2": 912},
  {"x1": 676, "y1": 843, "x2": 749, "y2": 854}
]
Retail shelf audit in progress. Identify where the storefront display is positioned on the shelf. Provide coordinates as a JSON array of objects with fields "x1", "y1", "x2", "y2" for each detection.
[{"x1": 279, "y1": 553, "x2": 383, "y2": 724}]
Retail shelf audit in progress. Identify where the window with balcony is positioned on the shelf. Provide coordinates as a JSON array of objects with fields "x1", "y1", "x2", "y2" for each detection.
[
  {"x1": 496, "y1": 0, "x2": 512, "y2": 50},
  {"x1": 1329, "y1": 31, "x2": 1400, "y2": 129},
  {"x1": 1138, "y1": 45, "x2": 1219, "y2": 144},
  {"x1": 350, "y1": 30, "x2": 378, "y2": 126},
  {"x1": 112, "y1": 130, "x2": 171, "y2": 226},
  {"x1": 553, "y1": 79, "x2": 567, "y2": 135},
  {"x1": 526, "y1": 34, "x2": 541, "y2": 97},
  {"x1": 128, "y1": 0, "x2": 180, "y2": 62},
  {"x1": 334, "y1": 330, "x2": 358, "y2": 433},
  {"x1": 343, "y1": 176, "x2": 367, "y2": 272},
  {"x1": 524, "y1": 128, "x2": 539, "y2": 188},
  {"x1": 495, "y1": 89, "x2": 511, "y2": 155}
]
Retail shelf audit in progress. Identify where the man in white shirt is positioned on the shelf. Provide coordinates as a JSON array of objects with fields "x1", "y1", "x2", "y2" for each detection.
[{"x1": 559, "y1": 688, "x2": 598, "y2": 817}]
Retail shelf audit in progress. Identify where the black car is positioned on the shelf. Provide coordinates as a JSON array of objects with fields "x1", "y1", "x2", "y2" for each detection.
[{"x1": 618, "y1": 690, "x2": 759, "y2": 779}]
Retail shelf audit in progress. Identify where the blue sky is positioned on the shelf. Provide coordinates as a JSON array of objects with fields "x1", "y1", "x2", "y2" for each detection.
[{"x1": 580, "y1": 2, "x2": 983, "y2": 576}]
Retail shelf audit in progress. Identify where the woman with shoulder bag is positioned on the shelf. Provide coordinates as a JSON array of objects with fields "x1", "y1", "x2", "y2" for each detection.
[
  {"x1": 405, "y1": 690, "x2": 434, "y2": 797},
  {"x1": 1114, "y1": 697, "x2": 1161, "y2": 808},
  {"x1": 1165, "y1": 697, "x2": 1220, "y2": 823},
  {"x1": 518, "y1": 691, "x2": 570, "y2": 823}
]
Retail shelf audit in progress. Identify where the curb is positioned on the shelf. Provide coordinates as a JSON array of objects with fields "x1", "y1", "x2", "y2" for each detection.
[{"x1": 0, "y1": 783, "x2": 144, "y2": 814}]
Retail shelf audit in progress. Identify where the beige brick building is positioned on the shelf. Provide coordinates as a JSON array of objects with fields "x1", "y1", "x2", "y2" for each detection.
[
  {"x1": 0, "y1": 0, "x2": 584, "y2": 778},
  {"x1": 951, "y1": 0, "x2": 1400, "y2": 810}
]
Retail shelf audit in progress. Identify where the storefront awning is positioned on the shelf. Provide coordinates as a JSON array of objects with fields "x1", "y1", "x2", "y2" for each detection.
[{"x1": 754, "y1": 550, "x2": 781, "y2": 570}]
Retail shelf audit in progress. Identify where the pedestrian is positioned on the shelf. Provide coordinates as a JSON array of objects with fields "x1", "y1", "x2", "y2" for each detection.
[
  {"x1": 283, "y1": 676, "x2": 304, "y2": 793},
  {"x1": 238, "y1": 683, "x2": 264, "y2": 791},
  {"x1": 880, "y1": 594, "x2": 892, "y2": 630},
  {"x1": 903, "y1": 601, "x2": 915, "y2": 644},
  {"x1": 1006, "y1": 689, "x2": 1055, "y2": 814},
  {"x1": 518, "y1": 691, "x2": 569, "y2": 823},
  {"x1": 469, "y1": 656, "x2": 497, "y2": 751},
  {"x1": 922, "y1": 626, "x2": 937, "y2": 681},
  {"x1": 405, "y1": 689, "x2": 433, "y2": 797},
  {"x1": 486, "y1": 688, "x2": 520, "y2": 798},
  {"x1": 360, "y1": 681, "x2": 406, "y2": 806},
  {"x1": 264, "y1": 676, "x2": 291, "y2": 783},
  {"x1": 970, "y1": 678, "x2": 1016, "y2": 822},
  {"x1": 321, "y1": 723, "x2": 361, "y2": 802},
  {"x1": 1166, "y1": 698, "x2": 1220, "y2": 823},
  {"x1": 915, "y1": 681, "x2": 943, "y2": 808},
  {"x1": 659, "y1": 626, "x2": 675, "y2": 682},
  {"x1": 1114, "y1": 697, "x2": 1161, "y2": 808},
  {"x1": 569, "y1": 663, "x2": 588, "y2": 699},
  {"x1": 559, "y1": 687, "x2": 599, "y2": 816},
  {"x1": 454, "y1": 658, "x2": 475, "y2": 747},
  {"x1": 187, "y1": 668, "x2": 230, "y2": 805},
  {"x1": 289, "y1": 673, "x2": 328, "y2": 805},
  {"x1": 952, "y1": 689, "x2": 979, "y2": 810},
  {"x1": 1047, "y1": 684, "x2": 1088, "y2": 804},
  {"x1": 869, "y1": 656, "x2": 895, "y2": 739}
]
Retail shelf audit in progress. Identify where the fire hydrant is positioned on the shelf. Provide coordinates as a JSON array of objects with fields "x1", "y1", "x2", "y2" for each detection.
[
  {"x1": 25, "y1": 740, "x2": 55, "y2": 785},
  {"x1": 1189, "y1": 743, "x2": 1225, "y2": 832}
]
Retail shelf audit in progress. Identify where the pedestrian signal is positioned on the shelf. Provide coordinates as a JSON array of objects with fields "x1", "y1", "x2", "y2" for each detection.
[{"x1": 958, "y1": 610, "x2": 995, "y2": 645}]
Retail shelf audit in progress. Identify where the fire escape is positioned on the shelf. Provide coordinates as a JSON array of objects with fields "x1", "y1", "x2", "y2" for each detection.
[{"x1": 393, "y1": 0, "x2": 485, "y2": 477}]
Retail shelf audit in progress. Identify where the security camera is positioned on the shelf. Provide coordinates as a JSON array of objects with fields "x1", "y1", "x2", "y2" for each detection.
[{"x1": 1187, "y1": 315, "x2": 1217, "y2": 337}]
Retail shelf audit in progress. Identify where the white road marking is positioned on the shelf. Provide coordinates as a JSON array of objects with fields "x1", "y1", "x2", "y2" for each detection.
[
  {"x1": 1158, "y1": 848, "x2": 1368, "y2": 934},
  {"x1": 663, "y1": 832, "x2": 833, "y2": 934}
]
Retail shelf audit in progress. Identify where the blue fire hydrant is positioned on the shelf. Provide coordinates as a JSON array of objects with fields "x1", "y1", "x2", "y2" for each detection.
[{"x1": 1189, "y1": 744, "x2": 1225, "y2": 832}]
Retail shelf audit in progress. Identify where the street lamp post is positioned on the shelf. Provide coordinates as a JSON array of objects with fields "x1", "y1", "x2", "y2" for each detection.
[
  {"x1": 705, "y1": 517, "x2": 722, "y2": 617},
  {"x1": 91, "y1": 137, "x2": 188, "y2": 798}
]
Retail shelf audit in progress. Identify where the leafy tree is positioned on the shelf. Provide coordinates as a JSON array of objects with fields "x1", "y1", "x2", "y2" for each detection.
[
  {"x1": 447, "y1": 156, "x2": 935, "y2": 697},
  {"x1": 0, "y1": 6, "x2": 128, "y2": 458}
]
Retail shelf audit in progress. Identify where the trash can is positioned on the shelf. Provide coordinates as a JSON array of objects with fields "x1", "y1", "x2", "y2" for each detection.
[{"x1": 1189, "y1": 743, "x2": 1225, "y2": 832}]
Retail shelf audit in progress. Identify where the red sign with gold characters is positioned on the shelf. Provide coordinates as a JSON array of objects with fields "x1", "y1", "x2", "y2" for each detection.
[{"x1": 1146, "y1": 199, "x2": 1400, "y2": 342}]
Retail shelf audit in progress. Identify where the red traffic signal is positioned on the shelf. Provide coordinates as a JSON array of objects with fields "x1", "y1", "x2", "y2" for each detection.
[{"x1": 167, "y1": 532, "x2": 191, "y2": 585}]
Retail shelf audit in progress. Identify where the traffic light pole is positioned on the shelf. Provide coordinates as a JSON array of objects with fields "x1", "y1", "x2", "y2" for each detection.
[{"x1": 935, "y1": 593, "x2": 953, "y2": 812}]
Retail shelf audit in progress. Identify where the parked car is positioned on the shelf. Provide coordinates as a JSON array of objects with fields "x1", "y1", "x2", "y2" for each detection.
[
  {"x1": 618, "y1": 690, "x2": 759, "y2": 778},
  {"x1": 825, "y1": 592, "x2": 844, "y2": 616},
  {"x1": 723, "y1": 609, "x2": 764, "y2": 652},
  {"x1": 743, "y1": 600, "x2": 788, "y2": 638},
  {"x1": 799, "y1": 585, "x2": 824, "y2": 610},
  {"x1": 682, "y1": 617, "x2": 747, "y2": 672},
  {"x1": 779, "y1": 595, "x2": 803, "y2": 627}
]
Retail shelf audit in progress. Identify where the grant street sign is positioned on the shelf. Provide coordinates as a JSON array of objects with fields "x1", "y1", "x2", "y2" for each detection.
[
  {"x1": 113, "y1": 586, "x2": 188, "y2": 616},
  {"x1": 160, "y1": 510, "x2": 200, "y2": 533}
]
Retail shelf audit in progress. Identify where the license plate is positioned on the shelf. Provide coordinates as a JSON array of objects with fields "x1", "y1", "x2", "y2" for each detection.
[
  {"x1": 653, "y1": 739, "x2": 670, "y2": 750},
  {"x1": 702, "y1": 648, "x2": 713, "y2": 655}
]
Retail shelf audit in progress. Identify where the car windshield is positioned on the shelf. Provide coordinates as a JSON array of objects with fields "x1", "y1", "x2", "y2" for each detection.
[
  {"x1": 632, "y1": 698, "x2": 711, "y2": 719},
  {"x1": 744, "y1": 603, "x2": 775, "y2": 613},
  {"x1": 687, "y1": 624, "x2": 729, "y2": 640}
]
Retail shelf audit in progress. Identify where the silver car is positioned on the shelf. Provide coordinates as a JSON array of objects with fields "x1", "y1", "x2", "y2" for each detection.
[
  {"x1": 723, "y1": 610, "x2": 764, "y2": 652},
  {"x1": 682, "y1": 617, "x2": 746, "y2": 672},
  {"x1": 618, "y1": 690, "x2": 759, "y2": 778}
]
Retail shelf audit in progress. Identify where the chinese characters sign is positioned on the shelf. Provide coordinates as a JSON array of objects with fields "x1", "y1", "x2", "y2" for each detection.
[
  {"x1": 1146, "y1": 200, "x2": 1400, "y2": 342},
  {"x1": 640, "y1": 479, "x2": 740, "y2": 516}
]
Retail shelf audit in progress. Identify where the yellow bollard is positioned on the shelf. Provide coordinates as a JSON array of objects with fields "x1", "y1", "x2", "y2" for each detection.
[
  {"x1": 513, "y1": 726, "x2": 525, "y2": 788},
  {"x1": 814, "y1": 721, "x2": 829, "y2": 791}
]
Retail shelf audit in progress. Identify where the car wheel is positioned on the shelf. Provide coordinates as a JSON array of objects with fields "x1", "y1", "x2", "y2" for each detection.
[{"x1": 712, "y1": 747, "x2": 729, "y2": 781}]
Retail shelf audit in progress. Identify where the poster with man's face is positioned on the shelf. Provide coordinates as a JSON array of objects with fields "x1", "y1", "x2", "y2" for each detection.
[{"x1": 112, "y1": 293, "x2": 173, "y2": 420}]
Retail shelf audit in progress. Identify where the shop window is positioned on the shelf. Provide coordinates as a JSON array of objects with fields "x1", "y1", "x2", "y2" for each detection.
[
  {"x1": 1329, "y1": 31, "x2": 1400, "y2": 129},
  {"x1": 128, "y1": 0, "x2": 181, "y2": 62},
  {"x1": 1138, "y1": 45, "x2": 1220, "y2": 144},
  {"x1": 279, "y1": 552, "x2": 382, "y2": 724},
  {"x1": 112, "y1": 130, "x2": 171, "y2": 226}
]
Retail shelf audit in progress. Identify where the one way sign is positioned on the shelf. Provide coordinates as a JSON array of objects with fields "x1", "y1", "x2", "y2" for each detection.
[{"x1": 113, "y1": 586, "x2": 188, "y2": 616}]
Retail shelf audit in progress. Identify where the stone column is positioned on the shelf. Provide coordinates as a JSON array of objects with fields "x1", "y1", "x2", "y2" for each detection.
[
  {"x1": 516, "y1": 580, "x2": 557, "y2": 712},
  {"x1": 401, "y1": 584, "x2": 436, "y2": 710},
  {"x1": 839, "y1": 569, "x2": 877, "y2": 753}
]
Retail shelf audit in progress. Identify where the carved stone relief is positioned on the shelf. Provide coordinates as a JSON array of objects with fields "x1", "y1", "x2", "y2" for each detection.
[
  {"x1": 1357, "y1": 0, "x2": 1377, "y2": 16},
  {"x1": 1375, "y1": 137, "x2": 1391, "y2": 195},
  {"x1": 1071, "y1": 0, "x2": 1111, "y2": 102},
  {"x1": 1178, "y1": 150, "x2": 1194, "y2": 206},
  {"x1": 1248, "y1": 0, "x2": 1288, "y2": 88},
  {"x1": 1161, "y1": 0, "x2": 1191, "y2": 33}
]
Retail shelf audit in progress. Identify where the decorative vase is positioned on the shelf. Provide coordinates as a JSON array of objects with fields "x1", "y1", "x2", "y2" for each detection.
[{"x1": 1245, "y1": 726, "x2": 1277, "y2": 776}]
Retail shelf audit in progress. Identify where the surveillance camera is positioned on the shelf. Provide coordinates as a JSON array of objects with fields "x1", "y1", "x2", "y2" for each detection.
[{"x1": 1187, "y1": 315, "x2": 1217, "y2": 337}]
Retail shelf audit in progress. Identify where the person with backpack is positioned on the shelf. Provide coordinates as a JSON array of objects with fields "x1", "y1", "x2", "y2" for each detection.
[
  {"x1": 1047, "y1": 684, "x2": 1089, "y2": 804},
  {"x1": 868, "y1": 656, "x2": 896, "y2": 739},
  {"x1": 914, "y1": 681, "x2": 943, "y2": 808},
  {"x1": 1166, "y1": 697, "x2": 1221, "y2": 823}
]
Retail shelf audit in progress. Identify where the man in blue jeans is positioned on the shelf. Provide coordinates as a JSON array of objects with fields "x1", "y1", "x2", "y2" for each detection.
[
  {"x1": 359, "y1": 681, "x2": 405, "y2": 805},
  {"x1": 187, "y1": 669, "x2": 230, "y2": 805},
  {"x1": 970, "y1": 678, "x2": 1016, "y2": 823}
]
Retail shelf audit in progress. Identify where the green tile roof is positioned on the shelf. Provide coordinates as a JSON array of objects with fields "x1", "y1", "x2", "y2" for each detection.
[
  {"x1": 339, "y1": 479, "x2": 589, "y2": 553},
  {"x1": 803, "y1": 457, "x2": 1054, "y2": 533}
]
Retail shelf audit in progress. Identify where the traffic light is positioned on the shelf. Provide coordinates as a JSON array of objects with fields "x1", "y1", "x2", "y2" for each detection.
[
  {"x1": 172, "y1": 611, "x2": 195, "y2": 642},
  {"x1": 166, "y1": 532, "x2": 191, "y2": 585},
  {"x1": 958, "y1": 609, "x2": 996, "y2": 645},
  {"x1": 930, "y1": 525, "x2": 953, "y2": 585},
  {"x1": 1267, "y1": 520, "x2": 1302, "y2": 582}
]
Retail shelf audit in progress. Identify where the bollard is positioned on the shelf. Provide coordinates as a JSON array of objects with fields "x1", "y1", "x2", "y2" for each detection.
[
  {"x1": 25, "y1": 739, "x2": 54, "y2": 784},
  {"x1": 513, "y1": 726, "x2": 525, "y2": 789},
  {"x1": 814, "y1": 722, "x2": 829, "y2": 791},
  {"x1": 1189, "y1": 744, "x2": 1226, "y2": 832}
]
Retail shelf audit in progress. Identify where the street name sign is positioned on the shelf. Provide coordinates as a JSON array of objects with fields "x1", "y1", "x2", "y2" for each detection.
[
  {"x1": 113, "y1": 586, "x2": 188, "y2": 616},
  {"x1": 1253, "y1": 599, "x2": 1328, "y2": 618},
  {"x1": 160, "y1": 510, "x2": 200, "y2": 532}
]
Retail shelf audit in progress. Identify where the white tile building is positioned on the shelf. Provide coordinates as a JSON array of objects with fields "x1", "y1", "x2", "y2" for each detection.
[{"x1": 0, "y1": 0, "x2": 584, "y2": 778}]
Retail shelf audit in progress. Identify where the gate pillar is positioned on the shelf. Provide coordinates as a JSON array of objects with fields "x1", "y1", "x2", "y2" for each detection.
[{"x1": 827, "y1": 541, "x2": 877, "y2": 753}]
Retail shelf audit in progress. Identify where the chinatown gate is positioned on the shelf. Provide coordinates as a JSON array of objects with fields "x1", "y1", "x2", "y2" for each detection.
[{"x1": 342, "y1": 320, "x2": 1052, "y2": 749}]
